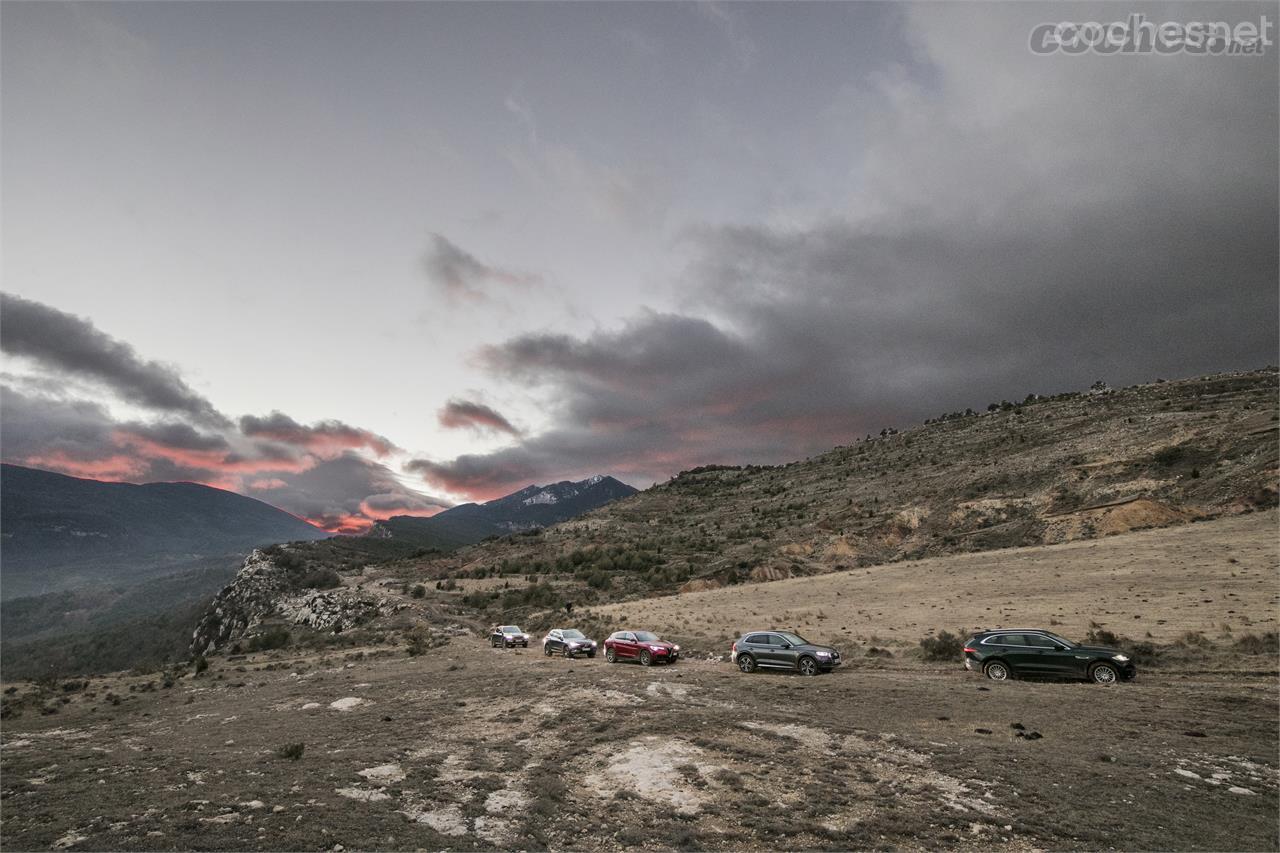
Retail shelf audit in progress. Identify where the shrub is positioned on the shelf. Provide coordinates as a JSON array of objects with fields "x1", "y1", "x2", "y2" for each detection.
[
  {"x1": 919, "y1": 631, "x2": 963, "y2": 661},
  {"x1": 411, "y1": 584, "x2": 427, "y2": 599},
  {"x1": 278, "y1": 742, "x2": 305, "y2": 761},
  {"x1": 1234, "y1": 633, "x2": 1279, "y2": 656},
  {"x1": 247, "y1": 627, "x2": 291, "y2": 652},
  {"x1": 299, "y1": 568, "x2": 342, "y2": 590},
  {"x1": 1084, "y1": 622, "x2": 1121, "y2": 647},
  {"x1": 1154, "y1": 446, "x2": 1185, "y2": 467},
  {"x1": 193, "y1": 655, "x2": 209, "y2": 674}
]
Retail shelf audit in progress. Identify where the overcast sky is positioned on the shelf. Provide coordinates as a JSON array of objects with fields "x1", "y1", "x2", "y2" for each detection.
[{"x1": 3, "y1": 2, "x2": 1276, "y2": 532}]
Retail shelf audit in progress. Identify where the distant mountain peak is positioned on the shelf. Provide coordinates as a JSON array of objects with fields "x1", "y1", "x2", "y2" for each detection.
[{"x1": 374, "y1": 473, "x2": 638, "y2": 547}]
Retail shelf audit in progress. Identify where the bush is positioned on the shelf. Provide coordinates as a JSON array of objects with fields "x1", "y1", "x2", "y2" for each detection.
[
  {"x1": 918, "y1": 631, "x2": 964, "y2": 661},
  {"x1": 1234, "y1": 633, "x2": 1279, "y2": 656},
  {"x1": 247, "y1": 626, "x2": 291, "y2": 652},
  {"x1": 411, "y1": 584, "x2": 427, "y2": 599},
  {"x1": 193, "y1": 655, "x2": 209, "y2": 674},
  {"x1": 278, "y1": 742, "x2": 305, "y2": 761},
  {"x1": 299, "y1": 568, "x2": 342, "y2": 590},
  {"x1": 1084, "y1": 622, "x2": 1121, "y2": 647}
]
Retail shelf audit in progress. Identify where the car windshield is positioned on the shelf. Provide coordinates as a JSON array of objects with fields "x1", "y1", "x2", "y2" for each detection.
[
  {"x1": 776, "y1": 632, "x2": 809, "y2": 646},
  {"x1": 561, "y1": 629, "x2": 585, "y2": 639},
  {"x1": 634, "y1": 631, "x2": 660, "y2": 643},
  {"x1": 501, "y1": 626, "x2": 521, "y2": 633}
]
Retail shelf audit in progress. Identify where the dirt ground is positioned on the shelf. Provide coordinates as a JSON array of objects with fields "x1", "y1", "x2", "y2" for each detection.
[
  {"x1": 3, "y1": 512, "x2": 1277, "y2": 852},
  {"x1": 3, "y1": 640, "x2": 1277, "y2": 851},
  {"x1": 587, "y1": 511, "x2": 1280, "y2": 651}
]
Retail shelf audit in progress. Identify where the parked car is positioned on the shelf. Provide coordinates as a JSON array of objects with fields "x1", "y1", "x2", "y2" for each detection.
[
  {"x1": 542, "y1": 628, "x2": 598, "y2": 658},
  {"x1": 604, "y1": 630, "x2": 680, "y2": 665},
  {"x1": 963, "y1": 629, "x2": 1136, "y2": 684},
  {"x1": 489, "y1": 625, "x2": 530, "y2": 648},
  {"x1": 730, "y1": 631, "x2": 841, "y2": 676}
]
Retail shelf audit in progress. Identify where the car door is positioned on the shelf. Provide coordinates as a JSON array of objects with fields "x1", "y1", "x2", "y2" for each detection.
[
  {"x1": 986, "y1": 633, "x2": 1037, "y2": 673},
  {"x1": 743, "y1": 634, "x2": 774, "y2": 667},
  {"x1": 1020, "y1": 633, "x2": 1076, "y2": 677},
  {"x1": 770, "y1": 634, "x2": 802, "y2": 669},
  {"x1": 547, "y1": 630, "x2": 562, "y2": 653},
  {"x1": 616, "y1": 632, "x2": 638, "y2": 659}
]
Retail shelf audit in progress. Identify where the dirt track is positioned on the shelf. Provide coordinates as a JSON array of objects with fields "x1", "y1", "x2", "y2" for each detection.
[{"x1": 3, "y1": 634, "x2": 1277, "y2": 852}]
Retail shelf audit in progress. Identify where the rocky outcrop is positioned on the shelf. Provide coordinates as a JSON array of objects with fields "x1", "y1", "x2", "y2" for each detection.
[{"x1": 189, "y1": 550, "x2": 407, "y2": 656}]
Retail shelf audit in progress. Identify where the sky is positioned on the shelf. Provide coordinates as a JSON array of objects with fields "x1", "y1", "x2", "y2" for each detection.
[{"x1": 2, "y1": 2, "x2": 1276, "y2": 533}]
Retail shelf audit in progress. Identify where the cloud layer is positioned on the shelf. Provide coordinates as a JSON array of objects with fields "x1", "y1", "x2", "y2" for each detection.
[
  {"x1": 1, "y1": 296, "x2": 448, "y2": 532},
  {"x1": 406, "y1": 5, "x2": 1278, "y2": 500}
]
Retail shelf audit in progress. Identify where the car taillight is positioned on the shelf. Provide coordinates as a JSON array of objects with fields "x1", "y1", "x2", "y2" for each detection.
[{"x1": 963, "y1": 647, "x2": 977, "y2": 654}]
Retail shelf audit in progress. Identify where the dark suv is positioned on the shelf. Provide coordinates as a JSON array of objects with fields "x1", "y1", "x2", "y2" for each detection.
[
  {"x1": 963, "y1": 629, "x2": 1136, "y2": 684},
  {"x1": 731, "y1": 631, "x2": 841, "y2": 676}
]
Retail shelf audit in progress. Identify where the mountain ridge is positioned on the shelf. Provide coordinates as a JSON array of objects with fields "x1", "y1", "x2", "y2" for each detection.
[
  {"x1": 0, "y1": 463, "x2": 329, "y2": 600},
  {"x1": 368, "y1": 474, "x2": 637, "y2": 548}
]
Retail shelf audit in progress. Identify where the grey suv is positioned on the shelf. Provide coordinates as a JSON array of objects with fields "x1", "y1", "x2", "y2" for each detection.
[{"x1": 731, "y1": 631, "x2": 841, "y2": 676}]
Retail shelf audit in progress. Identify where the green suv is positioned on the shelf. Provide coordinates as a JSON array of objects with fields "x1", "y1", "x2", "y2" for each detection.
[{"x1": 963, "y1": 629, "x2": 1136, "y2": 684}]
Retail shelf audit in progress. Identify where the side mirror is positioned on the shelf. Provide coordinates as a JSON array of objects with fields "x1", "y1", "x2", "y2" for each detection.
[
  {"x1": 780, "y1": 643, "x2": 791, "y2": 649},
  {"x1": 1054, "y1": 645, "x2": 1066, "y2": 651}
]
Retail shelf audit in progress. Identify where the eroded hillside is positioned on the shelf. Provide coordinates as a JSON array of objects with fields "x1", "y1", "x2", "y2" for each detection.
[{"x1": 188, "y1": 369, "x2": 1277, "y2": 656}]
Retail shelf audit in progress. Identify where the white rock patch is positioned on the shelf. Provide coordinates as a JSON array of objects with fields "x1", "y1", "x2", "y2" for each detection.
[
  {"x1": 335, "y1": 787, "x2": 390, "y2": 802},
  {"x1": 329, "y1": 697, "x2": 366, "y2": 711},
  {"x1": 358, "y1": 764, "x2": 406, "y2": 785}
]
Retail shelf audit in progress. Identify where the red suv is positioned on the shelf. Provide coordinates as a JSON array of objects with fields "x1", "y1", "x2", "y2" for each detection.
[{"x1": 604, "y1": 630, "x2": 680, "y2": 666}]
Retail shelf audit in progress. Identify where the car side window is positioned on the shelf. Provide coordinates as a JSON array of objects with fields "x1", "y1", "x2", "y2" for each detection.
[
  {"x1": 1020, "y1": 633, "x2": 1055, "y2": 648},
  {"x1": 622, "y1": 633, "x2": 635, "y2": 642},
  {"x1": 745, "y1": 634, "x2": 768, "y2": 645},
  {"x1": 990, "y1": 634, "x2": 1024, "y2": 646}
]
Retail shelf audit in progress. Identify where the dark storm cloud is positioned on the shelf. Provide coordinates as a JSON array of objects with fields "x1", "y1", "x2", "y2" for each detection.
[
  {"x1": 0, "y1": 292, "x2": 229, "y2": 425},
  {"x1": 247, "y1": 452, "x2": 452, "y2": 532},
  {"x1": 410, "y1": 4, "x2": 1279, "y2": 499},
  {"x1": 437, "y1": 399, "x2": 521, "y2": 435},
  {"x1": 423, "y1": 233, "x2": 539, "y2": 301},
  {"x1": 239, "y1": 412, "x2": 398, "y2": 457}
]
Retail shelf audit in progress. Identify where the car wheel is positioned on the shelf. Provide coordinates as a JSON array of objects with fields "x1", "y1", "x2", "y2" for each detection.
[
  {"x1": 605, "y1": 648, "x2": 616, "y2": 663},
  {"x1": 639, "y1": 650, "x2": 652, "y2": 666},
  {"x1": 1089, "y1": 662, "x2": 1119, "y2": 685},
  {"x1": 491, "y1": 638, "x2": 499, "y2": 648},
  {"x1": 737, "y1": 654, "x2": 757, "y2": 674},
  {"x1": 563, "y1": 647, "x2": 574, "y2": 658},
  {"x1": 797, "y1": 656, "x2": 819, "y2": 676},
  {"x1": 522, "y1": 642, "x2": 528, "y2": 648},
  {"x1": 544, "y1": 645, "x2": 553, "y2": 657},
  {"x1": 983, "y1": 660, "x2": 1011, "y2": 681}
]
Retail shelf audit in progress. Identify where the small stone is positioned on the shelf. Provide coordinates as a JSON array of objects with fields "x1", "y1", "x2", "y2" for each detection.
[
  {"x1": 1183, "y1": 730, "x2": 1207, "y2": 738},
  {"x1": 272, "y1": 805, "x2": 286, "y2": 813},
  {"x1": 1010, "y1": 722, "x2": 1025, "y2": 731},
  {"x1": 974, "y1": 728, "x2": 993, "y2": 735},
  {"x1": 1228, "y1": 786, "x2": 1256, "y2": 796}
]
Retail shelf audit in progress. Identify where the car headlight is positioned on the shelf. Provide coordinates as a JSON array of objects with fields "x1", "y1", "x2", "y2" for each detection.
[
  {"x1": 650, "y1": 645, "x2": 663, "y2": 652},
  {"x1": 815, "y1": 651, "x2": 832, "y2": 658},
  {"x1": 1112, "y1": 654, "x2": 1130, "y2": 662},
  {"x1": 673, "y1": 645, "x2": 680, "y2": 651}
]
